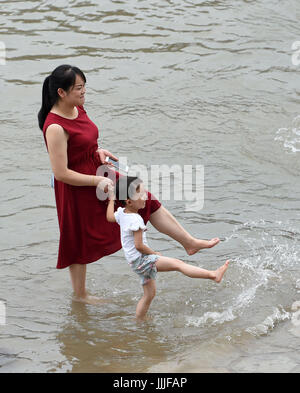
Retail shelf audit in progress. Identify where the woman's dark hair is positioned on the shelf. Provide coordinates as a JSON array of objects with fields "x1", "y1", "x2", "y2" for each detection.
[
  {"x1": 38, "y1": 64, "x2": 86, "y2": 131},
  {"x1": 115, "y1": 176, "x2": 143, "y2": 206}
]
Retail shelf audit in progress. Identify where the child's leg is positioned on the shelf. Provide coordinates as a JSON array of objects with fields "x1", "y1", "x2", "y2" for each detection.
[
  {"x1": 136, "y1": 279, "x2": 156, "y2": 321},
  {"x1": 155, "y1": 256, "x2": 229, "y2": 283}
]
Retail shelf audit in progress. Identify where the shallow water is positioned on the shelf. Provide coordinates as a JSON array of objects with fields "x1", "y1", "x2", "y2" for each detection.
[{"x1": 0, "y1": 0, "x2": 300, "y2": 373}]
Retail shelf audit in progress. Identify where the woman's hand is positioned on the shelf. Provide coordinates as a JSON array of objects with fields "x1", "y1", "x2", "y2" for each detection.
[
  {"x1": 97, "y1": 148, "x2": 118, "y2": 165},
  {"x1": 96, "y1": 176, "x2": 114, "y2": 193}
]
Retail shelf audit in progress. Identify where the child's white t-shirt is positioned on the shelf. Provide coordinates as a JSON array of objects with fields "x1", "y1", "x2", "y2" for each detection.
[{"x1": 114, "y1": 207, "x2": 148, "y2": 262}]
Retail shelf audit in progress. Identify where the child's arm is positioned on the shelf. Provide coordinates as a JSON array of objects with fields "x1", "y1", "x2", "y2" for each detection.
[
  {"x1": 106, "y1": 198, "x2": 116, "y2": 223},
  {"x1": 134, "y1": 229, "x2": 159, "y2": 255}
]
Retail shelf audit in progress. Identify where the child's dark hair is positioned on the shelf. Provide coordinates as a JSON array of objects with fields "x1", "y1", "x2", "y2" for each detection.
[{"x1": 115, "y1": 176, "x2": 143, "y2": 206}]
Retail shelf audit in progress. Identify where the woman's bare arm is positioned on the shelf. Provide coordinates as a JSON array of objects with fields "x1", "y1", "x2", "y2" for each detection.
[{"x1": 45, "y1": 124, "x2": 110, "y2": 187}]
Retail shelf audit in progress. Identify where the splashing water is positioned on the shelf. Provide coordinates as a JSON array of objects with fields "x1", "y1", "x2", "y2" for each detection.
[{"x1": 275, "y1": 115, "x2": 300, "y2": 153}]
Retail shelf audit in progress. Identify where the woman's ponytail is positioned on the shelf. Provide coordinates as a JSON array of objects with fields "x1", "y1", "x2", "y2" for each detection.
[
  {"x1": 38, "y1": 75, "x2": 54, "y2": 131},
  {"x1": 37, "y1": 64, "x2": 86, "y2": 131}
]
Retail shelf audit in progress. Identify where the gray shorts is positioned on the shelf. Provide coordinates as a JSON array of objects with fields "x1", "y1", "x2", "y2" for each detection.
[{"x1": 129, "y1": 254, "x2": 159, "y2": 285}]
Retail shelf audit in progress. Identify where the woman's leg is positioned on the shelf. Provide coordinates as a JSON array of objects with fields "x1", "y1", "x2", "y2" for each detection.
[
  {"x1": 149, "y1": 206, "x2": 219, "y2": 255},
  {"x1": 69, "y1": 264, "x2": 87, "y2": 299},
  {"x1": 136, "y1": 279, "x2": 156, "y2": 321},
  {"x1": 155, "y1": 256, "x2": 229, "y2": 283},
  {"x1": 69, "y1": 264, "x2": 107, "y2": 305}
]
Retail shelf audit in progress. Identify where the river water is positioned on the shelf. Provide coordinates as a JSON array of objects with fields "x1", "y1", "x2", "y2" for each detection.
[{"x1": 0, "y1": 0, "x2": 300, "y2": 373}]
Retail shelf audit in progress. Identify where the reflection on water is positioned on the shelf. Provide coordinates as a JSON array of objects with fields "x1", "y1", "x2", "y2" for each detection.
[
  {"x1": 58, "y1": 300, "x2": 169, "y2": 373},
  {"x1": 0, "y1": 0, "x2": 300, "y2": 372}
]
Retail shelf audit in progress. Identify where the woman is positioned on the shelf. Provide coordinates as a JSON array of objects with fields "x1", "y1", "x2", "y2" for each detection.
[{"x1": 38, "y1": 64, "x2": 219, "y2": 304}]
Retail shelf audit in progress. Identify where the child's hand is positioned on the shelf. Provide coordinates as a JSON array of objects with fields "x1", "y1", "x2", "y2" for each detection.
[
  {"x1": 154, "y1": 251, "x2": 162, "y2": 256},
  {"x1": 107, "y1": 183, "x2": 115, "y2": 200}
]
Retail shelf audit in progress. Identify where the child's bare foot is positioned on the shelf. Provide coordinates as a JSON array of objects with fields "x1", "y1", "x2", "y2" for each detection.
[
  {"x1": 213, "y1": 260, "x2": 230, "y2": 283},
  {"x1": 135, "y1": 314, "x2": 153, "y2": 323},
  {"x1": 185, "y1": 237, "x2": 220, "y2": 255}
]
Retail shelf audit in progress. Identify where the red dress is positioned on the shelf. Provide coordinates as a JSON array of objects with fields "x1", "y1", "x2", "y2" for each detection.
[{"x1": 43, "y1": 105, "x2": 161, "y2": 269}]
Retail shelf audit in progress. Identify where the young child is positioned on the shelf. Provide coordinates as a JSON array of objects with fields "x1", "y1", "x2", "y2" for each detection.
[{"x1": 106, "y1": 176, "x2": 229, "y2": 321}]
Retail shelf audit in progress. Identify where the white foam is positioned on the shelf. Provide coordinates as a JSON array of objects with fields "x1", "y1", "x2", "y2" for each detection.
[
  {"x1": 186, "y1": 284, "x2": 259, "y2": 328},
  {"x1": 275, "y1": 116, "x2": 300, "y2": 153},
  {"x1": 246, "y1": 306, "x2": 290, "y2": 336},
  {"x1": 289, "y1": 301, "x2": 300, "y2": 337},
  {"x1": 186, "y1": 308, "x2": 236, "y2": 327}
]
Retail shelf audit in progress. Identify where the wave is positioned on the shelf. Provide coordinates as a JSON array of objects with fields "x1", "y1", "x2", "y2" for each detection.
[{"x1": 246, "y1": 306, "x2": 290, "y2": 337}]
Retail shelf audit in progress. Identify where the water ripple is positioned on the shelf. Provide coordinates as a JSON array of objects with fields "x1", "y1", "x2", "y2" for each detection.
[{"x1": 1, "y1": 0, "x2": 300, "y2": 373}]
